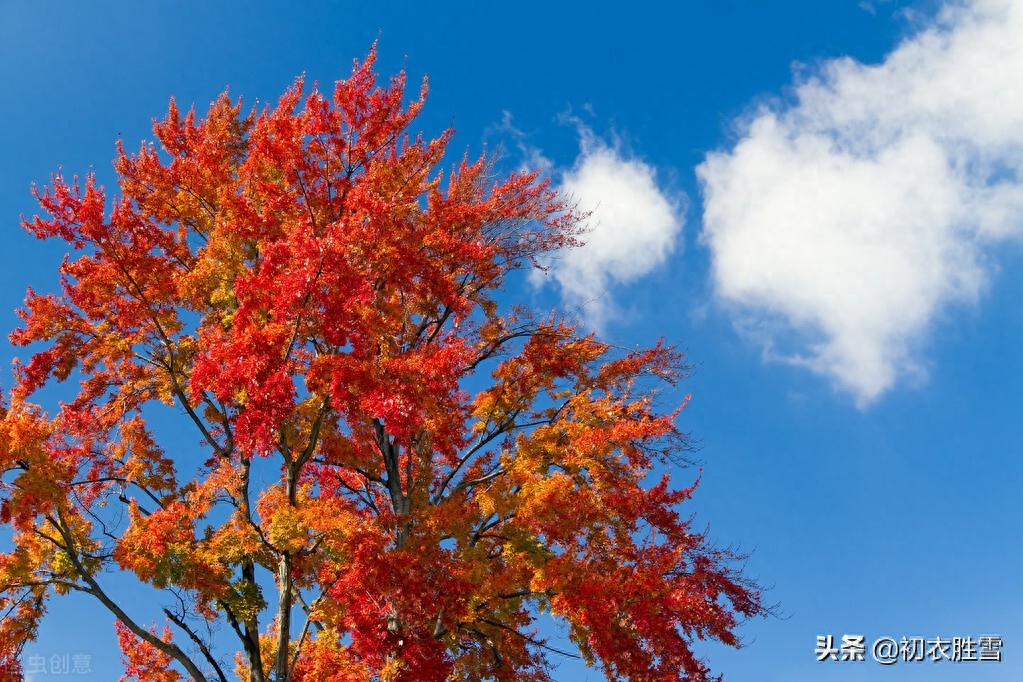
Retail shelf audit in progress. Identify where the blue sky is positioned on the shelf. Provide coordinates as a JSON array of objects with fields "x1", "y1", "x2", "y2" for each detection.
[{"x1": 2, "y1": 1, "x2": 1021, "y2": 680}]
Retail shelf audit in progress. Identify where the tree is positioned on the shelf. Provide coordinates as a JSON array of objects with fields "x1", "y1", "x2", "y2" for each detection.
[{"x1": 0, "y1": 49, "x2": 763, "y2": 682}]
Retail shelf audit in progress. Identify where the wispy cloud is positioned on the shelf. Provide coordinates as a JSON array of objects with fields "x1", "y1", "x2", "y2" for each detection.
[
  {"x1": 857, "y1": 0, "x2": 895, "y2": 16},
  {"x1": 503, "y1": 115, "x2": 685, "y2": 328},
  {"x1": 697, "y1": 0, "x2": 1023, "y2": 405}
]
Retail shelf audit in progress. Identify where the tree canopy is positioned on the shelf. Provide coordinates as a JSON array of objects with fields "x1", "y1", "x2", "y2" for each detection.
[{"x1": 0, "y1": 49, "x2": 763, "y2": 682}]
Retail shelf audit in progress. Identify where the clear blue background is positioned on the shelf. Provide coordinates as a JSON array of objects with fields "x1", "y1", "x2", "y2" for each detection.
[{"x1": 1, "y1": 1, "x2": 1019, "y2": 680}]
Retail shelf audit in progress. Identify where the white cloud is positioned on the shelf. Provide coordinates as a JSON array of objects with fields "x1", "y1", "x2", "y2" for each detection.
[
  {"x1": 534, "y1": 124, "x2": 686, "y2": 328},
  {"x1": 697, "y1": 0, "x2": 1023, "y2": 405}
]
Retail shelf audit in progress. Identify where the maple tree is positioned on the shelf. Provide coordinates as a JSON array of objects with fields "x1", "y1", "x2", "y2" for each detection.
[{"x1": 0, "y1": 49, "x2": 763, "y2": 682}]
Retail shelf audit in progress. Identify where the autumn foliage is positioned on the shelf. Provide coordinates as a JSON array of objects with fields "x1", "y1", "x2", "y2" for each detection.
[{"x1": 0, "y1": 49, "x2": 763, "y2": 681}]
